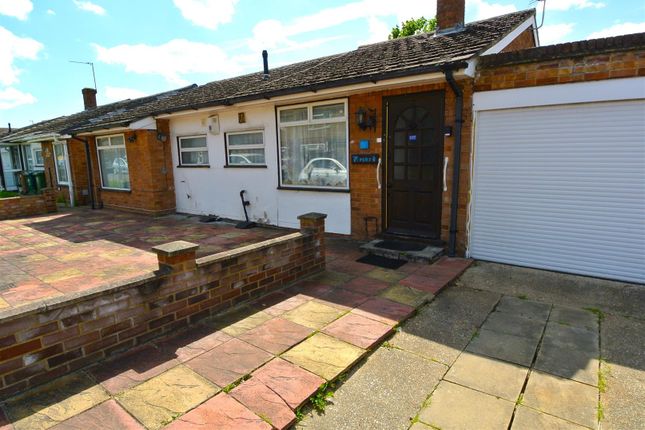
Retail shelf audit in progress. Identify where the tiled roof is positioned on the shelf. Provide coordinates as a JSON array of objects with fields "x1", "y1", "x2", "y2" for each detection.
[
  {"x1": 2, "y1": 9, "x2": 534, "y2": 141},
  {"x1": 478, "y1": 31, "x2": 645, "y2": 68}
]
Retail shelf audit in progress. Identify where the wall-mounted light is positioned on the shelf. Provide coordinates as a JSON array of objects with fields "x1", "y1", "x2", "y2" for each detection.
[
  {"x1": 157, "y1": 131, "x2": 168, "y2": 142},
  {"x1": 444, "y1": 126, "x2": 453, "y2": 137},
  {"x1": 238, "y1": 112, "x2": 246, "y2": 124},
  {"x1": 355, "y1": 107, "x2": 377, "y2": 131}
]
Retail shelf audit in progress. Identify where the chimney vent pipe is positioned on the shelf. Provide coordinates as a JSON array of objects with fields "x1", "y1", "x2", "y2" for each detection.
[{"x1": 262, "y1": 50, "x2": 269, "y2": 80}]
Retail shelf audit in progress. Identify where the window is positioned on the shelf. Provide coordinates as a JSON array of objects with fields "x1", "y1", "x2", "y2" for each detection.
[
  {"x1": 53, "y1": 143, "x2": 69, "y2": 185},
  {"x1": 32, "y1": 147, "x2": 44, "y2": 168},
  {"x1": 97, "y1": 134, "x2": 130, "y2": 190},
  {"x1": 226, "y1": 131, "x2": 265, "y2": 166},
  {"x1": 278, "y1": 100, "x2": 348, "y2": 189},
  {"x1": 178, "y1": 135, "x2": 209, "y2": 166}
]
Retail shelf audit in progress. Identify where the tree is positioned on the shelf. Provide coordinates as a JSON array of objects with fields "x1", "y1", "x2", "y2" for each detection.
[{"x1": 388, "y1": 16, "x2": 437, "y2": 39}]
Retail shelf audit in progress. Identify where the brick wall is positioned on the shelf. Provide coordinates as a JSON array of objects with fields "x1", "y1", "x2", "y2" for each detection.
[
  {"x1": 87, "y1": 119, "x2": 176, "y2": 215},
  {"x1": 500, "y1": 27, "x2": 536, "y2": 53},
  {"x1": 477, "y1": 45, "x2": 645, "y2": 91},
  {"x1": 0, "y1": 188, "x2": 57, "y2": 220},
  {"x1": 0, "y1": 213, "x2": 325, "y2": 397},
  {"x1": 348, "y1": 81, "x2": 473, "y2": 253}
]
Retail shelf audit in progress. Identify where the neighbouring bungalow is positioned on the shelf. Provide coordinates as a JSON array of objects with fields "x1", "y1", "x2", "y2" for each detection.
[{"x1": 3, "y1": 0, "x2": 644, "y2": 283}]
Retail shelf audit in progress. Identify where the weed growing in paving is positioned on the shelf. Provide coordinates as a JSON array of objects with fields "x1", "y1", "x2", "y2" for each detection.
[
  {"x1": 517, "y1": 294, "x2": 528, "y2": 300},
  {"x1": 584, "y1": 307, "x2": 605, "y2": 321},
  {"x1": 311, "y1": 382, "x2": 336, "y2": 413},
  {"x1": 222, "y1": 374, "x2": 250, "y2": 393}
]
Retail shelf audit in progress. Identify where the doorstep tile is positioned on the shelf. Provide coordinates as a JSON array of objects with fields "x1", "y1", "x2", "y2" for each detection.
[
  {"x1": 185, "y1": 338, "x2": 272, "y2": 387},
  {"x1": 165, "y1": 393, "x2": 271, "y2": 430},
  {"x1": 322, "y1": 313, "x2": 392, "y2": 349},
  {"x1": 252, "y1": 358, "x2": 325, "y2": 409},
  {"x1": 116, "y1": 365, "x2": 218, "y2": 430},
  {"x1": 231, "y1": 378, "x2": 295, "y2": 430},
  {"x1": 282, "y1": 333, "x2": 365, "y2": 381},
  {"x1": 238, "y1": 317, "x2": 313, "y2": 354}
]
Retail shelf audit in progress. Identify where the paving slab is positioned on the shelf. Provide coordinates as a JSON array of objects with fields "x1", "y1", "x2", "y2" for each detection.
[
  {"x1": 481, "y1": 311, "x2": 546, "y2": 340},
  {"x1": 297, "y1": 347, "x2": 446, "y2": 430},
  {"x1": 542, "y1": 322, "x2": 599, "y2": 354},
  {"x1": 512, "y1": 405, "x2": 590, "y2": 430},
  {"x1": 466, "y1": 328, "x2": 540, "y2": 367},
  {"x1": 339, "y1": 276, "x2": 391, "y2": 296},
  {"x1": 238, "y1": 317, "x2": 313, "y2": 354},
  {"x1": 322, "y1": 312, "x2": 393, "y2": 349},
  {"x1": 364, "y1": 268, "x2": 408, "y2": 284},
  {"x1": 390, "y1": 287, "x2": 500, "y2": 365},
  {"x1": 495, "y1": 296, "x2": 552, "y2": 321},
  {"x1": 220, "y1": 310, "x2": 273, "y2": 336},
  {"x1": 523, "y1": 371, "x2": 598, "y2": 429},
  {"x1": 185, "y1": 338, "x2": 272, "y2": 387},
  {"x1": 252, "y1": 358, "x2": 324, "y2": 410},
  {"x1": 549, "y1": 307, "x2": 598, "y2": 332},
  {"x1": 165, "y1": 393, "x2": 271, "y2": 430},
  {"x1": 253, "y1": 293, "x2": 310, "y2": 317},
  {"x1": 307, "y1": 270, "x2": 355, "y2": 287},
  {"x1": 535, "y1": 337, "x2": 599, "y2": 386},
  {"x1": 281, "y1": 333, "x2": 365, "y2": 381},
  {"x1": 230, "y1": 378, "x2": 295, "y2": 430},
  {"x1": 352, "y1": 297, "x2": 415, "y2": 325},
  {"x1": 50, "y1": 400, "x2": 144, "y2": 430},
  {"x1": 314, "y1": 288, "x2": 370, "y2": 310},
  {"x1": 378, "y1": 284, "x2": 430, "y2": 307},
  {"x1": 4, "y1": 372, "x2": 109, "y2": 430},
  {"x1": 418, "y1": 381, "x2": 515, "y2": 430},
  {"x1": 116, "y1": 365, "x2": 217, "y2": 430},
  {"x1": 282, "y1": 300, "x2": 346, "y2": 329},
  {"x1": 445, "y1": 352, "x2": 529, "y2": 401},
  {"x1": 153, "y1": 326, "x2": 232, "y2": 363},
  {"x1": 600, "y1": 314, "x2": 645, "y2": 430},
  {"x1": 88, "y1": 345, "x2": 179, "y2": 394}
]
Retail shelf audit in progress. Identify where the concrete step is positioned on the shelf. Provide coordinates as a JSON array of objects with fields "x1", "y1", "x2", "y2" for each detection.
[{"x1": 360, "y1": 239, "x2": 444, "y2": 263}]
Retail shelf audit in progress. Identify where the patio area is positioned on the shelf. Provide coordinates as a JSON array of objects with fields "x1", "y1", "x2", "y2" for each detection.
[{"x1": 0, "y1": 208, "x2": 286, "y2": 312}]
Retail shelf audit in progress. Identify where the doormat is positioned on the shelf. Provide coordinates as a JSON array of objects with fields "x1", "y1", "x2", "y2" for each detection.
[
  {"x1": 374, "y1": 240, "x2": 427, "y2": 252},
  {"x1": 356, "y1": 254, "x2": 407, "y2": 270}
]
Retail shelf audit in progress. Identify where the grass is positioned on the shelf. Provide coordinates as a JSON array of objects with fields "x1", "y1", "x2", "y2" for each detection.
[{"x1": 0, "y1": 190, "x2": 19, "y2": 198}]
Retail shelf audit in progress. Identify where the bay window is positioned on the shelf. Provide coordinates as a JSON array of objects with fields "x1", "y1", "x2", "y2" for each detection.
[
  {"x1": 277, "y1": 100, "x2": 348, "y2": 190},
  {"x1": 97, "y1": 134, "x2": 130, "y2": 190}
]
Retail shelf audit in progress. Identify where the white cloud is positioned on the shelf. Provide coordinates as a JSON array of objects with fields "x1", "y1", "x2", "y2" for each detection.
[
  {"x1": 587, "y1": 22, "x2": 645, "y2": 39},
  {"x1": 0, "y1": 0, "x2": 33, "y2": 20},
  {"x1": 104, "y1": 86, "x2": 148, "y2": 102},
  {"x1": 93, "y1": 39, "x2": 240, "y2": 85},
  {"x1": 539, "y1": 23, "x2": 575, "y2": 45},
  {"x1": 172, "y1": 0, "x2": 237, "y2": 30},
  {"x1": 73, "y1": 0, "x2": 105, "y2": 15},
  {"x1": 467, "y1": 0, "x2": 516, "y2": 21},
  {"x1": 0, "y1": 87, "x2": 36, "y2": 109},
  {"x1": 364, "y1": 17, "x2": 391, "y2": 44},
  {"x1": 0, "y1": 26, "x2": 43, "y2": 86},
  {"x1": 548, "y1": 0, "x2": 605, "y2": 11},
  {"x1": 47, "y1": 9, "x2": 56, "y2": 15}
]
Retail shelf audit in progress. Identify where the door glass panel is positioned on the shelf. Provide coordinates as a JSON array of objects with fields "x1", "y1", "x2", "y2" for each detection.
[
  {"x1": 407, "y1": 148, "x2": 419, "y2": 162},
  {"x1": 408, "y1": 166, "x2": 419, "y2": 180},
  {"x1": 394, "y1": 149, "x2": 405, "y2": 163},
  {"x1": 422, "y1": 166, "x2": 434, "y2": 181},
  {"x1": 394, "y1": 166, "x2": 405, "y2": 180},
  {"x1": 394, "y1": 131, "x2": 406, "y2": 146},
  {"x1": 422, "y1": 148, "x2": 434, "y2": 162}
]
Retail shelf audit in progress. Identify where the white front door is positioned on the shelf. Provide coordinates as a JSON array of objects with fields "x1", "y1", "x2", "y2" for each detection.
[{"x1": 1, "y1": 145, "x2": 21, "y2": 190}]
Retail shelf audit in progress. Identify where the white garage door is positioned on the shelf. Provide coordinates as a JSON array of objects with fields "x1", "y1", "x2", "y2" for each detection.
[{"x1": 470, "y1": 100, "x2": 645, "y2": 283}]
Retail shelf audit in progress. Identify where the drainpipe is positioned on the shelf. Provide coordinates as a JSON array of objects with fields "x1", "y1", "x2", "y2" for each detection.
[
  {"x1": 70, "y1": 135, "x2": 98, "y2": 209},
  {"x1": 443, "y1": 68, "x2": 464, "y2": 257}
]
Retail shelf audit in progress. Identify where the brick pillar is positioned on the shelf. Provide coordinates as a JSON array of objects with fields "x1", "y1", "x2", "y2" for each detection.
[
  {"x1": 298, "y1": 212, "x2": 327, "y2": 269},
  {"x1": 41, "y1": 188, "x2": 58, "y2": 213},
  {"x1": 152, "y1": 241, "x2": 199, "y2": 273}
]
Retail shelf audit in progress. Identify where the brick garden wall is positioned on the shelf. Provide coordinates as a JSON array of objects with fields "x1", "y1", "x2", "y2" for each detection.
[
  {"x1": 0, "y1": 189, "x2": 57, "y2": 220},
  {"x1": 0, "y1": 213, "x2": 325, "y2": 398}
]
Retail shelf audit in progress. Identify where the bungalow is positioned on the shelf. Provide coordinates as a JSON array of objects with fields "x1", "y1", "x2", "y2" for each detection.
[{"x1": 3, "y1": 0, "x2": 643, "y2": 283}]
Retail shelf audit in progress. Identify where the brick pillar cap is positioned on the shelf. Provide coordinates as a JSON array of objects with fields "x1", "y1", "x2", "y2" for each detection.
[
  {"x1": 152, "y1": 240, "x2": 199, "y2": 257},
  {"x1": 297, "y1": 212, "x2": 327, "y2": 221}
]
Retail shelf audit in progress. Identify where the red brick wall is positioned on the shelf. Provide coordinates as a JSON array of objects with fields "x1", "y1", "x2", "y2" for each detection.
[
  {"x1": 0, "y1": 214, "x2": 325, "y2": 397},
  {"x1": 0, "y1": 188, "x2": 57, "y2": 220},
  {"x1": 500, "y1": 28, "x2": 536, "y2": 52},
  {"x1": 348, "y1": 80, "x2": 474, "y2": 254},
  {"x1": 87, "y1": 120, "x2": 176, "y2": 215},
  {"x1": 476, "y1": 49, "x2": 645, "y2": 91}
]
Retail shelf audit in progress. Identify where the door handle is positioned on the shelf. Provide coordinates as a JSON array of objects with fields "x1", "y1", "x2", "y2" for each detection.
[
  {"x1": 443, "y1": 156, "x2": 449, "y2": 192},
  {"x1": 376, "y1": 157, "x2": 382, "y2": 190}
]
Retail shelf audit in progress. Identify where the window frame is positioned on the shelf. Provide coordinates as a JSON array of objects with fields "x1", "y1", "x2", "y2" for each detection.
[
  {"x1": 53, "y1": 142, "x2": 70, "y2": 186},
  {"x1": 96, "y1": 133, "x2": 131, "y2": 191},
  {"x1": 177, "y1": 134, "x2": 210, "y2": 167},
  {"x1": 31, "y1": 146, "x2": 44, "y2": 169},
  {"x1": 276, "y1": 98, "x2": 350, "y2": 191},
  {"x1": 224, "y1": 130, "x2": 267, "y2": 168}
]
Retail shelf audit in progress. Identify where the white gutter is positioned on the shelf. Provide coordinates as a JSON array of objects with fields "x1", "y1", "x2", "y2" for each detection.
[{"x1": 155, "y1": 70, "x2": 468, "y2": 119}]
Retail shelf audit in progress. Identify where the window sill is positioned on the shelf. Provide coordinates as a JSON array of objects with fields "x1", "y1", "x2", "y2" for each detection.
[
  {"x1": 101, "y1": 188, "x2": 131, "y2": 193},
  {"x1": 224, "y1": 165, "x2": 268, "y2": 169},
  {"x1": 176, "y1": 165, "x2": 210, "y2": 168},
  {"x1": 277, "y1": 186, "x2": 350, "y2": 193}
]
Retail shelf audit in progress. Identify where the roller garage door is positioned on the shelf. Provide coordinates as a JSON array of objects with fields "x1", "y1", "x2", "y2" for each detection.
[{"x1": 470, "y1": 98, "x2": 645, "y2": 283}]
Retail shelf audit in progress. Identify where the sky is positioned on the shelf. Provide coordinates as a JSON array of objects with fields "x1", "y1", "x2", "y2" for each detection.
[{"x1": 1, "y1": 0, "x2": 644, "y2": 128}]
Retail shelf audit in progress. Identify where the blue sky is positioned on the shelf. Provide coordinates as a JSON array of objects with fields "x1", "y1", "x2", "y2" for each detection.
[{"x1": 1, "y1": 0, "x2": 644, "y2": 128}]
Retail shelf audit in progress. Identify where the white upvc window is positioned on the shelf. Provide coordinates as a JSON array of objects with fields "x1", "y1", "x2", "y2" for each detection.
[
  {"x1": 32, "y1": 146, "x2": 44, "y2": 168},
  {"x1": 96, "y1": 134, "x2": 130, "y2": 190},
  {"x1": 277, "y1": 99, "x2": 349, "y2": 190},
  {"x1": 225, "y1": 130, "x2": 265, "y2": 166},
  {"x1": 178, "y1": 135, "x2": 209, "y2": 166},
  {"x1": 53, "y1": 142, "x2": 70, "y2": 185}
]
